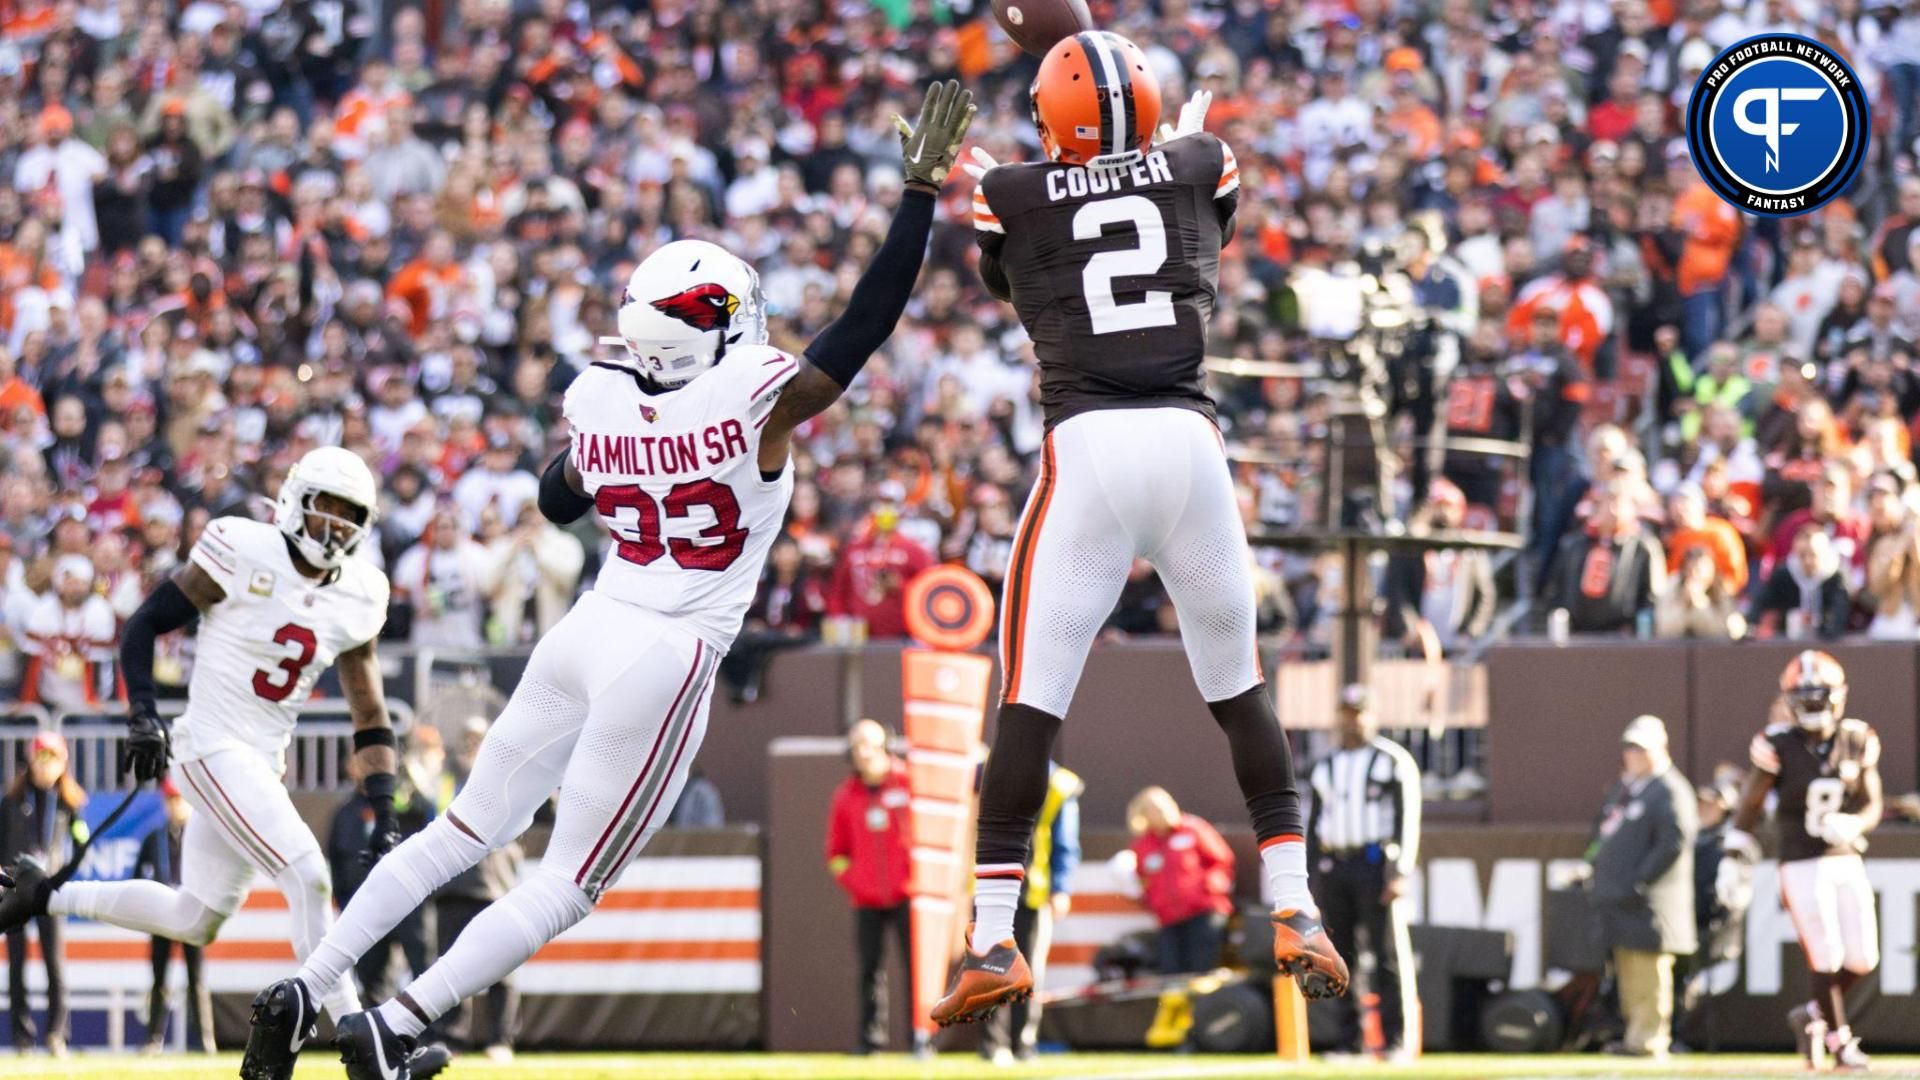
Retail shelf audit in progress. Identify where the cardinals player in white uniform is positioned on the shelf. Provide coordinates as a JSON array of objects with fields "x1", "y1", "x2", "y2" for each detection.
[
  {"x1": 0, "y1": 447, "x2": 432, "y2": 1064},
  {"x1": 242, "y1": 79, "x2": 975, "y2": 1080}
]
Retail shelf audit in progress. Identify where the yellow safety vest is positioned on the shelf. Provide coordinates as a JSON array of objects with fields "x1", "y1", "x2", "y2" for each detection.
[{"x1": 1025, "y1": 766, "x2": 1082, "y2": 910}]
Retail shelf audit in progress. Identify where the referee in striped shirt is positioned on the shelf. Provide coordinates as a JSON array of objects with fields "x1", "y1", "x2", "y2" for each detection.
[{"x1": 1307, "y1": 683, "x2": 1422, "y2": 1060}]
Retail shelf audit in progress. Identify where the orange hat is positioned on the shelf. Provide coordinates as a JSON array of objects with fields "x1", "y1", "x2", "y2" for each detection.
[
  {"x1": 1385, "y1": 47, "x2": 1423, "y2": 74},
  {"x1": 162, "y1": 98, "x2": 188, "y2": 118},
  {"x1": 37, "y1": 105, "x2": 72, "y2": 138}
]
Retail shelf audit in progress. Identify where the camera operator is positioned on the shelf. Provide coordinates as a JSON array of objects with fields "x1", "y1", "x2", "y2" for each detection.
[{"x1": 1395, "y1": 214, "x2": 1480, "y2": 507}]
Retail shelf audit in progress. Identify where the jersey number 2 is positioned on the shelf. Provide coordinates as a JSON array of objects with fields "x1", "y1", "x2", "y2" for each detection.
[
  {"x1": 1074, "y1": 195, "x2": 1176, "y2": 335},
  {"x1": 252, "y1": 623, "x2": 317, "y2": 702},
  {"x1": 597, "y1": 479, "x2": 747, "y2": 572}
]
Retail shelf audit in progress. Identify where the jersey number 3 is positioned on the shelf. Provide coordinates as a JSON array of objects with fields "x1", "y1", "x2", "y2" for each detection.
[
  {"x1": 253, "y1": 623, "x2": 318, "y2": 702},
  {"x1": 597, "y1": 478, "x2": 747, "y2": 572},
  {"x1": 1074, "y1": 195, "x2": 1176, "y2": 335}
]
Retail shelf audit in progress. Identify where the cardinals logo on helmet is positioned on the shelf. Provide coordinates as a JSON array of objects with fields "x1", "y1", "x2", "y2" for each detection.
[{"x1": 651, "y1": 283, "x2": 739, "y2": 332}]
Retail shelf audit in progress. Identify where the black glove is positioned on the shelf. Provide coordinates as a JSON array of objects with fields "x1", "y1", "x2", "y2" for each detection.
[
  {"x1": 120, "y1": 703, "x2": 172, "y2": 784},
  {"x1": 360, "y1": 772, "x2": 401, "y2": 868}
]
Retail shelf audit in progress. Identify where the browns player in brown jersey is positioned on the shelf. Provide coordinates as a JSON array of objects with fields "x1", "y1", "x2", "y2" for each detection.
[
  {"x1": 1728, "y1": 651, "x2": 1883, "y2": 1071},
  {"x1": 930, "y1": 30, "x2": 1345, "y2": 1028}
]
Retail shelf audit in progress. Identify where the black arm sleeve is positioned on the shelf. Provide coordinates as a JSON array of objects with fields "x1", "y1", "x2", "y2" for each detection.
[
  {"x1": 978, "y1": 233, "x2": 1012, "y2": 302},
  {"x1": 120, "y1": 580, "x2": 200, "y2": 710},
  {"x1": 804, "y1": 188, "x2": 937, "y2": 388},
  {"x1": 539, "y1": 449, "x2": 595, "y2": 525}
]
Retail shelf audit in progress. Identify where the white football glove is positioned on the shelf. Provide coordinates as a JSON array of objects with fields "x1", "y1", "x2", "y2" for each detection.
[
  {"x1": 1722, "y1": 828, "x2": 1761, "y2": 864},
  {"x1": 1155, "y1": 89, "x2": 1213, "y2": 145},
  {"x1": 960, "y1": 145, "x2": 1000, "y2": 182},
  {"x1": 1713, "y1": 852, "x2": 1752, "y2": 912},
  {"x1": 1820, "y1": 812, "x2": 1867, "y2": 849}
]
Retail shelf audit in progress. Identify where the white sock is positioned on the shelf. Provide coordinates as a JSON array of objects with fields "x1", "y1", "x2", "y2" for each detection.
[
  {"x1": 388, "y1": 868, "x2": 592, "y2": 1037},
  {"x1": 48, "y1": 880, "x2": 223, "y2": 943},
  {"x1": 296, "y1": 817, "x2": 486, "y2": 1006},
  {"x1": 376, "y1": 997, "x2": 429, "y2": 1040},
  {"x1": 273, "y1": 852, "x2": 360, "y2": 1019},
  {"x1": 1261, "y1": 837, "x2": 1315, "y2": 914},
  {"x1": 970, "y1": 870, "x2": 1023, "y2": 952}
]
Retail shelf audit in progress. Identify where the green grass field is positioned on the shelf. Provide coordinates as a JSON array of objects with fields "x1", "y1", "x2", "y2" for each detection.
[{"x1": 4, "y1": 1053, "x2": 1920, "y2": 1080}]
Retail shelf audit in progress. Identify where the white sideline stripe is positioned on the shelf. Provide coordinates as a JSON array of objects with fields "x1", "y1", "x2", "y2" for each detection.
[
  {"x1": 1043, "y1": 963, "x2": 1097, "y2": 992},
  {"x1": 1053, "y1": 913, "x2": 1157, "y2": 943},
  {"x1": 1068, "y1": 865, "x2": 1137, "y2": 893}
]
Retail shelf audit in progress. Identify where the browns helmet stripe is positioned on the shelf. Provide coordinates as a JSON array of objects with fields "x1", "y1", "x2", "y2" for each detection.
[
  {"x1": 1082, "y1": 31, "x2": 1133, "y2": 160},
  {"x1": 1110, "y1": 35, "x2": 1136, "y2": 158},
  {"x1": 1078, "y1": 32, "x2": 1118, "y2": 160}
]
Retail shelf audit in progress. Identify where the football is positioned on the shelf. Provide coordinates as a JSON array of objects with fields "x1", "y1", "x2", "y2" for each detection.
[{"x1": 992, "y1": 0, "x2": 1094, "y2": 58}]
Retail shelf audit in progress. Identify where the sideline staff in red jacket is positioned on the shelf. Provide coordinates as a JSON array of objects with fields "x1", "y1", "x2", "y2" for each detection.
[
  {"x1": 826, "y1": 719, "x2": 914, "y2": 1054},
  {"x1": 1126, "y1": 786, "x2": 1236, "y2": 974}
]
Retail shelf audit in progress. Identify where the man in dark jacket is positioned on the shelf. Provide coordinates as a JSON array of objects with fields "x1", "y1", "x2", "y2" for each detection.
[
  {"x1": 138, "y1": 780, "x2": 213, "y2": 1054},
  {"x1": 429, "y1": 717, "x2": 523, "y2": 1061},
  {"x1": 1546, "y1": 481, "x2": 1667, "y2": 635},
  {"x1": 826, "y1": 719, "x2": 913, "y2": 1055},
  {"x1": 1750, "y1": 527, "x2": 1852, "y2": 639},
  {"x1": 1, "y1": 731, "x2": 85, "y2": 1057},
  {"x1": 1589, "y1": 714, "x2": 1697, "y2": 1060},
  {"x1": 327, "y1": 753, "x2": 434, "y2": 1003}
]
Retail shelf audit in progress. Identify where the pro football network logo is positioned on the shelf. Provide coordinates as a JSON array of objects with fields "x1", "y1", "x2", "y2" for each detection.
[{"x1": 1686, "y1": 34, "x2": 1868, "y2": 217}]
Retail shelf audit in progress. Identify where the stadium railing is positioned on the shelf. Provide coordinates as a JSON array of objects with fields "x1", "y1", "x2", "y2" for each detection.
[{"x1": 1, "y1": 702, "x2": 416, "y2": 795}]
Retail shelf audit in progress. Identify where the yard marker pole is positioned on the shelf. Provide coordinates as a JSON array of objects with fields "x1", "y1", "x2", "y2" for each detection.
[
  {"x1": 901, "y1": 566, "x2": 997, "y2": 1048},
  {"x1": 1274, "y1": 974, "x2": 1309, "y2": 1064}
]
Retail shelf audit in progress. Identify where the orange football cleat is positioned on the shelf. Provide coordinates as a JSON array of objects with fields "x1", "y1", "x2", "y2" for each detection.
[
  {"x1": 1272, "y1": 908, "x2": 1349, "y2": 999},
  {"x1": 930, "y1": 938, "x2": 1034, "y2": 1027}
]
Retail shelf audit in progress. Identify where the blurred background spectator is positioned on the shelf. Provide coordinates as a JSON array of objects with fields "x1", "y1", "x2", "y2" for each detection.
[
  {"x1": 136, "y1": 778, "x2": 213, "y2": 1056},
  {"x1": 1, "y1": 731, "x2": 84, "y2": 1058},
  {"x1": 1588, "y1": 715, "x2": 1696, "y2": 1061},
  {"x1": 1125, "y1": 786, "x2": 1235, "y2": 976},
  {"x1": 428, "y1": 716, "x2": 522, "y2": 1063},
  {"x1": 327, "y1": 746, "x2": 434, "y2": 1005},
  {"x1": 980, "y1": 759, "x2": 1081, "y2": 1067},
  {"x1": 826, "y1": 718, "x2": 913, "y2": 1057}
]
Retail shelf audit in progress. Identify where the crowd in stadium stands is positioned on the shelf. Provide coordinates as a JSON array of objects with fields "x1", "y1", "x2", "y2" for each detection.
[{"x1": 8, "y1": 0, "x2": 1920, "y2": 711}]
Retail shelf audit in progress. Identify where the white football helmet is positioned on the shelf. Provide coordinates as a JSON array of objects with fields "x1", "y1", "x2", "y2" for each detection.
[
  {"x1": 275, "y1": 446, "x2": 379, "y2": 570},
  {"x1": 610, "y1": 239, "x2": 767, "y2": 388}
]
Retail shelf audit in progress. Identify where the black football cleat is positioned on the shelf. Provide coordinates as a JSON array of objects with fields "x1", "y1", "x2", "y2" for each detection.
[
  {"x1": 0, "y1": 857, "x2": 49, "y2": 935},
  {"x1": 337, "y1": 1009, "x2": 417, "y2": 1080},
  {"x1": 409, "y1": 1041, "x2": 453, "y2": 1078},
  {"x1": 240, "y1": 977, "x2": 319, "y2": 1080}
]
